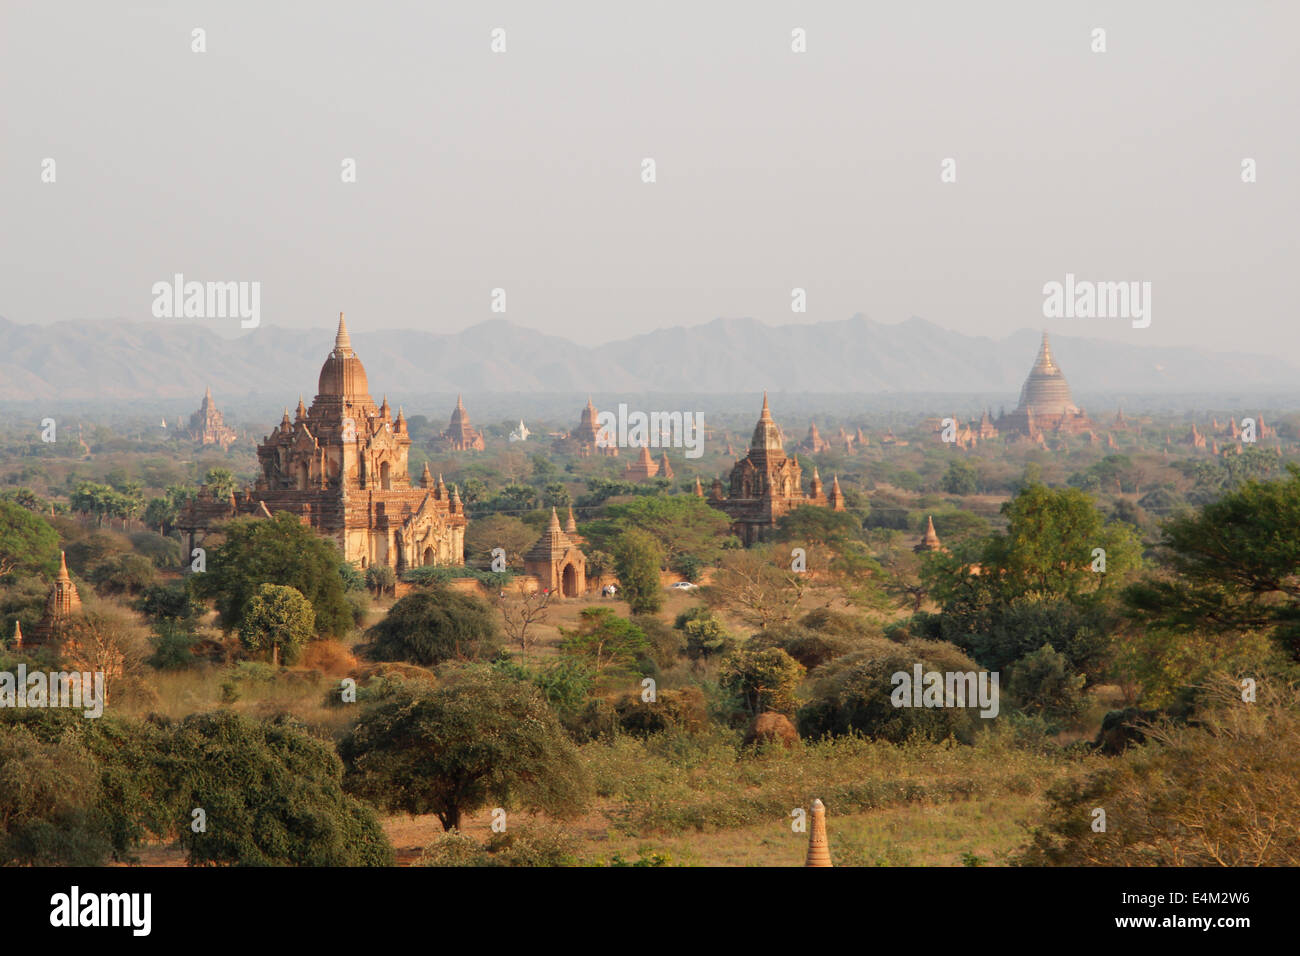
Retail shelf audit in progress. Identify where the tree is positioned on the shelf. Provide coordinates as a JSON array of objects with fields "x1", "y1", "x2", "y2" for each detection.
[
  {"x1": 169, "y1": 712, "x2": 393, "y2": 866},
  {"x1": 718, "y1": 646, "x2": 805, "y2": 718},
  {"x1": 340, "y1": 666, "x2": 591, "y2": 833},
  {"x1": 558, "y1": 607, "x2": 651, "y2": 682},
  {"x1": 364, "y1": 564, "x2": 396, "y2": 597},
  {"x1": 942, "y1": 459, "x2": 979, "y2": 495},
  {"x1": 495, "y1": 581, "x2": 552, "y2": 658},
  {"x1": 190, "y1": 511, "x2": 352, "y2": 637},
  {"x1": 1125, "y1": 467, "x2": 1300, "y2": 660},
  {"x1": 1005, "y1": 643, "x2": 1087, "y2": 726},
  {"x1": 702, "y1": 544, "x2": 807, "y2": 629},
  {"x1": 464, "y1": 514, "x2": 537, "y2": 568},
  {"x1": 364, "y1": 587, "x2": 501, "y2": 666},
  {"x1": 613, "y1": 529, "x2": 663, "y2": 615},
  {"x1": 597, "y1": 496, "x2": 733, "y2": 569},
  {"x1": 675, "y1": 607, "x2": 734, "y2": 660},
  {"x1": 55, "y1": 609, "x2": 152, "y2": 683},
  {"x1": 143, "y1": 497, "x2": 176, "y2": 535},
  {"x1": 238, "y1": 584, "x2": 315, "y2": 666},
  {"x1": 0, "y1": 500, "x2": 59, "y2": 579},
  {"x1": 203, "y1": 468, "x2": 239, "y2": 500}
]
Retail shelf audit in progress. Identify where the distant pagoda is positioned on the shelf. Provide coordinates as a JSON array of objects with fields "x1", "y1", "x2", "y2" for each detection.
[
  {"x1": 440, "y1": 395, "x2": 485, "y2": 451},
  {"x1": 996, "y1": 332, "x2": 1093, "y2": 441},
  {"x1": 182, "y1": 387, "x2": 238, "y2": 448}
]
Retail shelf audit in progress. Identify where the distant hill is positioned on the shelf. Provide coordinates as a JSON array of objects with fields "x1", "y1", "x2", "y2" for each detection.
[{"x1": 0, "y1": 313, "x2": 1294, "y2": 402}]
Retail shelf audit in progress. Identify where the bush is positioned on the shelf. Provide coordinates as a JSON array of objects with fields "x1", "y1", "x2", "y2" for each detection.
[
  {"x1": 1018, "y1": 678, "x2": 1300, "y2": 865},
  {"x1": 170, "y1": 711, "x2": 393, "y2": 866},
  {"x1": 128, "y1": 530, "x2": 183, "y2": 569},
  {"x1": 675, "y1": 607, "x2": 734, "y2": 660},
  {"x1": 417, "y1": 825, "x2": 583, "y2": 867},
  {"x1": 797, "y1": 639, "x2": 989, "y2": 744},
  {"x1": 718, "y1": 646, "x2": 805, "y2": 719},
  {"x1": 613, "y1": 686, "x2": 708, "y2": 737},
  {"x1": 363, "y1": 586, "x2": 501, "y2": 666},
  {"x1": 1005, "y1": 644, "x2": 1087, "y2": 727},
  {"x1": 750, "y1": 623, "x2": 851, "y2": 670}
]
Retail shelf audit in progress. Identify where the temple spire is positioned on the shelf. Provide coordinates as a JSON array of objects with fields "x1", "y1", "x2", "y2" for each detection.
[
  {"x1": 1036, "y1": 330, "x2": 1055, "y2": 372},
  {"x1": 335, "y1": 312, "x2": 352, "y2": 354},
  {"x1": 548, "y1": 506, "x2": 561, "y2": 532}
]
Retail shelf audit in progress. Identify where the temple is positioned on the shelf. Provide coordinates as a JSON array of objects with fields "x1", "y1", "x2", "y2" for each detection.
[
  {"x1": 524, "y1": 507, "x2": 588, "y2": 598},
  {"x1": 439, "y1": 395, "x2": 486, "y2": 450},
  {"x1": 710, "y1": 394, "x2": 843, "y2": 545},
  {"x1": 552, "y1": 398, "x2": 618, "y2": 456},
  {"x1": 27, "y1": 551, "x2": 83, "y2": 648},
  {"x1": 179, "y1": 314, "x2": 467, "y2": 571},
  {"x1": 996, "y1": 332, "x2": 1093, "y2": 440},
  {"x1": 180, "y1": 387, "x2": 238, "y2": 448}
]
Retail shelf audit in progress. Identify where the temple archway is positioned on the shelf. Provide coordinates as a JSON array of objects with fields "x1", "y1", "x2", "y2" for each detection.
[{"x1": 562, "y1": 562, "x2": 579, "y2": 598}]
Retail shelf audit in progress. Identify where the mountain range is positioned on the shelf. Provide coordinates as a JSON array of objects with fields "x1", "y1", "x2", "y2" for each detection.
[{"x1": 0, "y1": 314, "x2": 1294, "y2": 403}]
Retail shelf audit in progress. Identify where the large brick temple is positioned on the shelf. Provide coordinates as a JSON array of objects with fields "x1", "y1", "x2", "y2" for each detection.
[
  {"x1": 179, "y1": 314, "x2": 466, "y2": 571},
  {"x1": 709, "y1": 394, "x2": 844, "y2": 545}
]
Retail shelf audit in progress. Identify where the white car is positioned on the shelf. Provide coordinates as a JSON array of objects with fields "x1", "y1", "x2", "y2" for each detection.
[{"x1": 669, "y1": 581, "x2": 699, "y2": 590}]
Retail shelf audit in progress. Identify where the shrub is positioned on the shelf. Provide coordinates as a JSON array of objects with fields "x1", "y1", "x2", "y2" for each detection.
[
  {"x1": 1018, "y1": 678, "x2": 1300, "y2": 866},
  {"x1": 1005, "y1": 644, "x2": 1087, "y2": 727},
  {"x1": 797, "y1": 639, "x2": 988, "y2": 744},
  {"x1": 363, "y1": 587, "x2": 501, "y2": 666}
]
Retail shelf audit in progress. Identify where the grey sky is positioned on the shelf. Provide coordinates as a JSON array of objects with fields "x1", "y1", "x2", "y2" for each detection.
[{"x1": 2, "y1": 1, "x2": 1296, "y2": 355}]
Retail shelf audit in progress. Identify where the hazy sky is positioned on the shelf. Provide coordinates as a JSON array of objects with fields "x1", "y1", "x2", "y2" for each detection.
[{"x1": 2, "y1": 1, "x2": 1297, "y2": 354}]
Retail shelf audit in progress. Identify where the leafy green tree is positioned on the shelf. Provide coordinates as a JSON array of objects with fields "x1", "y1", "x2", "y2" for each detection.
[
  {"x1": 719, "y1": 646, "x2": 805, "y2": 718},
  {"x1": 340, "y1": 666, "x2": 591, "y2": 832},
  {"x1": 558, "y1": 607, "x2": 651, "y2": 682},
  {"x1": 599, "y1": 496, "x2": 733, "y2": 569},
  {"x1": 942, "y1": 459, "x2": 979, "y2": 495},
  {"x1": 170, "y1": 712, "x2": 393, "y2": 866},
  {"x1": 1005, "y1": 643, "x2": 1087, "y2": 725},
  {"x1": 1125, "y1": 466, "x2": 1300, "y2": 660},
  {"x1": 364, "y1": 587, "x2": 501, "y2": 666},
  {"x1": 0, "y1": 500, "x2": 59, "y2": 579},
  {"x1": 675, "y1": 607, "x2": 734, "y2": 660},
  {"x1": 239, "y1": 583, "x2": 315, "y2": 666},
  {"x1": 614, "y1": 528, "x2": 664, "y2": 615},
  {"x1": 203, "y1": 468, "x2": 239, "y2": 500},
  {"x1": 191, "y1": 511, "x2": 353, "y2": 637}
]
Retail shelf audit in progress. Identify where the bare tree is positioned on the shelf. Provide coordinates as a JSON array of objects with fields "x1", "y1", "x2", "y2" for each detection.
[{"x1": 494, "y1": 580, "x2": 553, "y2": 658}]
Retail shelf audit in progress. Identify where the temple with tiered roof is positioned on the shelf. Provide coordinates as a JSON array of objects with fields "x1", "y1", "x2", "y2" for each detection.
[
  {"x1": 179, "y1": 314, "x2": 467, "y2": 571},
  {"x1": 710, "y1": 394, "x2": 844, "y2": 545},
  {"x1": 996, "y1": 332, "x2": 1093, "y2": 440},
  {"x1": 439, "y1": 395, "x2": 486, "y2": 451}
]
